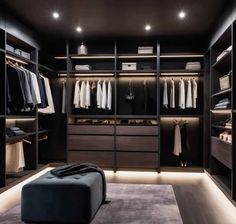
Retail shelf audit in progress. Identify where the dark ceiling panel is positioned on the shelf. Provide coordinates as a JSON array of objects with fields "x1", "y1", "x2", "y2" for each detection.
[{"x1": 2, "y1": 0, "x2": 230, "y2": 39}]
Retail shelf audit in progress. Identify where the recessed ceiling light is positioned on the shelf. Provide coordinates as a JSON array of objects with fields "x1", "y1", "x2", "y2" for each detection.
[
  {"x1": 52, "y1": 12, "x2": 59, "y2": 19},
  {"x1": 76, "y1": 26, "x2": 82, "y2": 33},
  {"x1": 178, "y1": 11, "x2": 186, "y2": 19},
  {"x1": 145, "y1": 25, "x2": 151, "y2": 31}
]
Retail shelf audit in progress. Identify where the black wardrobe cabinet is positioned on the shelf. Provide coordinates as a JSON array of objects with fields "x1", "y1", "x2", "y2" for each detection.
[
  {"x1": 52, "y1": 39, "x2": 206, "y2": 173},
  {"x1": 208, "y1": 21, "x2": 236, "y2": 201},
  {"x1": 0, "y1": 28, "x2": 54, "y2": 189}
]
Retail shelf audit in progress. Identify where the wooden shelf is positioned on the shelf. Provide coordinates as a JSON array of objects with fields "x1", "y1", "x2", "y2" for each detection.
[
  {"x1": 6, "y1": 115, "x2": 36, "y2": 119},
  {"x1": 55, "y1": 54, "x2": 115, "y2": 60},
  {"x1": 38, "y1": 64, "x2": 54, "y2": 72},
  {"x1": 160, "y1": 114, "x2": 203, "y2": 118},
  {"x1": 211, "y1": 109, "x2": 232, "y2": 113},
  {"x1": 6, "y1": 50, "x2": 36, "y2": 65},
  {"x1": 211, "y1": 124, "x2": 232, "y2": 130},
  {"x1": 69, "y1": 70, "x2": 115, "y2": 76},
  {"x1": 70, "y1": 54, "x2": 115, "y2": 59},
  {"x1": 160, "y1": 69, "x2": 203, "y2": 74},
  {"x1": 117, "y1": 54, "x2": 156, "y2": 59},
  {"x1": 70, "y1": 115, "x2": 115, "y2": 119},
  {"x1": 212, "y1": 50, "x2": 231, "y2": 69},
  {"x1": 160, "y1": 53, "x2": 204, "y2": 58},
  {"x1": 116, "y1": 115, "x2": 157, "y2": 119},
  {"x1": 117, "y1": 70, "x2": 156, "y2": 75},
  {"x1": 211, "y1": 88, "x2": 232, "y2": 97}
]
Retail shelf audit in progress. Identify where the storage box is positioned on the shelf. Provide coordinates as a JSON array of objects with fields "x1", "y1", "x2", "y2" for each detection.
[
  {"x1": 122, "y1": 62, "x2": 137, "y2": 70},
  {"x1": 14, "y1": 49, "x2": 22, "y2": 55},
  {"x1": 138, "y1": 46, "x2": 153, "y2": 54},
  {"x1": 21, "y1": 51, "x2": 31, "y2": 60},
  {"x1": 6, "y1": 44, "x2": 14, "y2": 52},
  {"x1": 219, "y1": 73, "x2": 231, "y2": 90}
]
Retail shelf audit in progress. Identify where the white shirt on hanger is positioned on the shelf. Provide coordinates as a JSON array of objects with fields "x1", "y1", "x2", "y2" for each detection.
[
  {"x1": 97, "y1": 80, "x2": 102, "y2": 108},
  {"x1": 38, "y1": 75, "x2": 55, "y2": 114},
  {"x1": 73, "y1": 80, "x2": 80, "y2": 108},
  {"x1": 170, "y1": 79, "x2": 175, "y2": 108},
  {"x1": 30, "y1": 72, "x2": 42, "y2": 104},
  {"x1": 79, "y1": 81, "x2": 86, "y2": 108},
  {"x1": 85, "y1": 81, "x2": 91, "y2": 109},
  {"x1": 102, "y1": 80, "x2": 107, "y2": 109},
  {"x1": 179, "y1": 79, "x2": 185, "y2": 109},
  {"x1": 107, "y1": 81, "x2": 112, "y2": 110},
  {"x1": 186, "y1": 79, "x2": 193, "y2": 108}
]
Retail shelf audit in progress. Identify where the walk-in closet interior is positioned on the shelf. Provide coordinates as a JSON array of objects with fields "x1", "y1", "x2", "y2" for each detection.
[{"x1": 0, "y1": 0, "x2": 236, "y2": 217}]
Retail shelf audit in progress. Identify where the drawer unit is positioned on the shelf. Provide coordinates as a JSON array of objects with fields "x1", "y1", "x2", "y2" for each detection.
[
  {"x1": 68, "y1": 125, "x2": 114, "y2": 135},
  {"x1": 116, "y1": 152, "x2": 158, "y2": 168},
  {"x1": 116, "y1": 136, "x2": 158, "y2": 151},
  {"x1": 67, "y1": 135, "x2": 114, "y2": 151},
  {"x1": 116, "y1": 125, "x2": 158, "y2": 136},
  {"x1": 211, "y1": 137, "x2": 232, "y2": 169},
  {"x1": 67, "y1": 151, "x2": 114, "y2": 168}
]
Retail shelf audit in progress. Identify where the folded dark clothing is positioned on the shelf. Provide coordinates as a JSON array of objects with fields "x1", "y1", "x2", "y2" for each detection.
[
  {"x1": 13, "y1": 131, "x2": 25, "y2": 136},
  {"x1": 10, "y1": 127, "x2": 21, "y2": 131},
  {"x1": 50, "y1": 163, "x2": 107, "y2": 204}
]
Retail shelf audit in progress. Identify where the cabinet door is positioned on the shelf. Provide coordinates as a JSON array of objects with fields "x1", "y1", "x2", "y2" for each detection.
[
  {"x1": 117, "y1": 152, "x2": 158, "y2": 168},
  {"x1": 116, "y1": 125, "x2": 158, "y2": 136},
  {"x1": 116, "y1": 136, "x2": 158, "y2": 152},
  {"x1": 68, "y1": 135, "x2": 114, "y2": 151},
  {"x1": 68, "y1": 151, "x2": 114, "y2": 168},
  {"x1": 211, "y1": 137, "x2": 232, "y2": 169},
  {"x1": 68, "y1": 125, "x2": 114, "y2": 135}
]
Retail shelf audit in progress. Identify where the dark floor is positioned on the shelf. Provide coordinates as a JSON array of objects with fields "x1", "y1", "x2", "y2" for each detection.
[{"x1": 105, "y1": 171, "x2": 236, "y2": 224}]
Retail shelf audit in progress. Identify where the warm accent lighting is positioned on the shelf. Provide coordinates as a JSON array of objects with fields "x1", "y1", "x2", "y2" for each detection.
[
  {"x1": 178, "y1": 11, "x2": 186, "y2": 19},
  {"x1": 76, "y1": 26, "x2": 82, "y2": 33},
  {"x1": 145, "y1": 25, "x2": 151, "y2": 31},
  {"x1": 52, "y1": 12, "x2": 59, "y2": 19}
]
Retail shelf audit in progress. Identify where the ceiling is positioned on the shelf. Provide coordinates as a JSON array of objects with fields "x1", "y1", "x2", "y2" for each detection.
[{"x1": 2, "y1": 0, "x2": 232, "y2": 39}]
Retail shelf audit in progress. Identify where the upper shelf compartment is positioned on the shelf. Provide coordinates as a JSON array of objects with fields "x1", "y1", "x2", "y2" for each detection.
[{"x1": 6, "y1": 32, "x2": 37, "y2": 64}]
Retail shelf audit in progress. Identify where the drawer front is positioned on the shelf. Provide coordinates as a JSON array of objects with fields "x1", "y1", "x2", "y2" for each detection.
[
  {"x1": 68, "y1": 135, "x2": 114, "y2": 151},
  {"x1": 211, "y1": 137, "x2": 232, "y2": 169},
  {"x1": 117, "y1": 152, "x2": 158, "y2": 168},
  {"x1": 67, "y1": 151, "x2": 114, "y2": 168},
  {"x1": 68, "y1": 125, "x2": 114, "y2": 135},
  {"x1": 116, "y1": 136, "x2": 158, "y2": 151},
  {"x1": 116, "y1": 126, "x2": 158, "y2": 136}
]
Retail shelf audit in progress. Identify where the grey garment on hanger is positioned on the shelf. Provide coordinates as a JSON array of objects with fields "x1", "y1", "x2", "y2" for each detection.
[
  {"x1": 192, "y1": 79, "x2": 197, "y2": 108},
  {"x1": 173, "y1": 123, "x2": 182, "y2": 156},
  {"x1": 163, "y1": 79, "x2": 168, "y2": 108},
  {"x1": 62, "y1": 81, "x2": 66, "y2": 114},
  {"x1": 170, "y1": 79, "x2": 175, "y2": 108},
  {"x1": 178, "y1": 79, "x2": 185, "y2": 109},
  {"x1": 186, "y1": 79, "x2": 192, "y2": 108}
]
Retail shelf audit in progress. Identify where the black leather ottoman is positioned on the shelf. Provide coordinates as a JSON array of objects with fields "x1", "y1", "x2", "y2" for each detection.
[{"x1": 21, "y1": 171, "x2": 103, "y2": 223}]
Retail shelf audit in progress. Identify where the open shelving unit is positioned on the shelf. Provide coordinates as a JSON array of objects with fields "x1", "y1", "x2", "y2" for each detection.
[{"x1": 208, "y1": 22, "x2": 236, "y2": 201}]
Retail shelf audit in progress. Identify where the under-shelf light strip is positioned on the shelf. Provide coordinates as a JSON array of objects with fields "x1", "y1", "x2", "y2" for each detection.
[
  {"x1": 6, "y1": 55, "x2": 28, "y2": 65},
  {"x1": 160, "y1": 54, "x2": 204, "y2": 58},
  {"x1": 57, "y1": 73, "x2": 114, "y2": 77},
  {"x1": 211, "y1": 110, "x2": 232, "y2": 114}
]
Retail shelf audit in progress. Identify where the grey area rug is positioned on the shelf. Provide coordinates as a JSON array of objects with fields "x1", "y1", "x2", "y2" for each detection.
[{"x1": 0, "y1": 183, "x2": 183, "y2": 224}]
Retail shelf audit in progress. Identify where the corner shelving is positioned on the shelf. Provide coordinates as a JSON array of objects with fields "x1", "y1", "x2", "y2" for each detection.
[{"x1": 209, "y1": 22, "x2": 235, "y2": 202}]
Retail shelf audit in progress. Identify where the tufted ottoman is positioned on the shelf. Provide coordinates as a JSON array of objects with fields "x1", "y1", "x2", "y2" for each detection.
[{"x1": 21, "y1": 171, "x2": 103, "y2": 224}]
